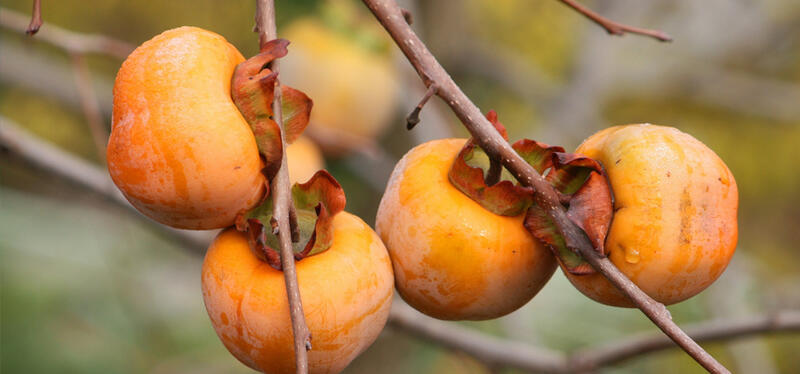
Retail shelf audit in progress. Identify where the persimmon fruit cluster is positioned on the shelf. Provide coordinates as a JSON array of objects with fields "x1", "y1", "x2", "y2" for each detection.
[
  {"x1": 108, "y1": 27, "x2": 392, "y2": 374},
  {"x1": 377, "y1": 120, "x2": 737, "y2": 319}
]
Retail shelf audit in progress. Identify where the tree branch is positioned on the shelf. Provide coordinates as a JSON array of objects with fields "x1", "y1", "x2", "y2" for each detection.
[
  {"x1": 25, "y1": 0, "x2": 42, "y2": 35},
  {"x1": 70, "y1": 54, "x2": 108, "y2": 164},
  {"x1": 0, "y1": 7, "x2": 135, "y2": 58},
  {"x1": 360, "y1": 0, "x2": 727, "y2": 372},
  {"x1": 558, "y1": 0, "x2": 672, "y2": 42},
  {"x1": 254, "y1": 1, "x2": 311, "y2": 372}
]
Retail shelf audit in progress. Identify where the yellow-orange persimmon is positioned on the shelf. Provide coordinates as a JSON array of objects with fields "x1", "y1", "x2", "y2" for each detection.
[
  {"x1": 376, "y1": 139, "x2": 557, "y2": 320},
  {"x1": 566, "y1": 124, "x2": 738, "y2": 307},
  {"x1": 202, "y1": 212, "x2": 394, "y2": 374},
  {"x1": 279, "y1": 19, "x2": 399, "y2": 154},
  {"x1": 107, "y1": 27, "x2": 263, "y2": 229},
  {"x1": 286, "y1": 136, "x2": 324, "y2": 185}
]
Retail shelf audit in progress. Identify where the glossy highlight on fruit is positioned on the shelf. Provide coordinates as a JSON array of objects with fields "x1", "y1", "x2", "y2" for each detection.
[
  {"x1": 566, "y1": 124, "x2": 738, "y2": 307},
  {"x1": 202, "y1": 212, "x2": 394, "y2": 374},
  {"x1": 376, "y1": 139, "x2": 557, "y2": 320},
  {"x1": 107, "y1": 27, "x2": 263, "y2": 230}
]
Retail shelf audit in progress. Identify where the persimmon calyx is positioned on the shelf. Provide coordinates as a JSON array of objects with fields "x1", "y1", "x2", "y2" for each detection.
[
  {"x1": 517, "y1": 142, "x2": 613, "y2": 275},
  {"x1": 448, "y1": 110, "x2": 613, "y2": 275},
  {"x1": 235, "y1": 170, "x2": 347, "y2": 270},
  {"x1": 231, "y1": 38, "x2": 313, "y2": 181},
  {"x1": 448, "y1": 111, "x2": 535, "y2": 216}
]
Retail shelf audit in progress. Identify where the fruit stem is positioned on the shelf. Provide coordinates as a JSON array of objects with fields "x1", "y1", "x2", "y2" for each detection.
[
  {"x1": 361, "y1": 1, "x2": 728, "y2": 372},
  {"x1": 255, "y1": 0, "x2": 312, "y2": 372}
]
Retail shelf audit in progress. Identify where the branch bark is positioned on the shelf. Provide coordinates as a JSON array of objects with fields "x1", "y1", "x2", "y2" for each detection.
[
  {"x1": 360, "y1": 0, "x2": 727, "y2": 372},
  {"x1": 254, "y1": 1, "x2": 311, "y2": 372},
  {"x1": 1, "y1": 7, "x2": 134, "y2": 58},
  {"x1": 558, "y1": 0, "x2": 672, "y2": 41}
]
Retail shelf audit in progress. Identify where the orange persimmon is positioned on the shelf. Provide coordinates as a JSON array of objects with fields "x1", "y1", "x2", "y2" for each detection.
[
  {"x1": 566, "y1": 124, "x2": 738, "y2": 307},
  {"x1": 107, "y1": 27, "x2": 264, "y2": 230},
  {"x1": 202, "y1": 212, "x2": 394, "y2": 374},
  {"x1": 376, "y1": 139, "x2": 557, "y2": 320}
]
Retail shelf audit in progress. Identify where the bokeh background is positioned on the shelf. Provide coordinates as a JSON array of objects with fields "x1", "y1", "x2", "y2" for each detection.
[{"x1": 2, "y1": 0, "x2": 799, "y2": 373}]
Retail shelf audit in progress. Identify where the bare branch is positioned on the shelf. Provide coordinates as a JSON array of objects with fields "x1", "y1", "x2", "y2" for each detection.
[
  {"x1": 360, "y1": 0, "x2": 727, "y2": 372},
  {"x1": 254, "y1": 1, "x2": 311, "y2": 372},
  {"x1": 406, "y1": 84, "x2": 437, "y2": 130},
  {"x1": 1, "y1": 7, "x2": 135, "y2": 58},
  {"x1": 558, "y1": 0, "x2": 672, "y2": 42},
  {"x1": 569, "y1": 310, "x2": 800, "y2": 371},
  {"x1": 70, "y1": 54, "x2": 108, "y2": 164},
  {"x1": 0, "y1": 116, "x2": 211, "y2": 252},
  {"x1": 25, "y1": 0, "x2": 42, "y2": 35}
]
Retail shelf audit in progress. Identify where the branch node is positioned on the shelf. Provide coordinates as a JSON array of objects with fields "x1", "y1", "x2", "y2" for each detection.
[
  {"x1": 401, "y1": 8, "x2": 413, "y2": 25},
  {"x1": 406, "y1": 84, "x2": 438, "y2": 130},
  {"x1": 25, "y1": 0, "x2": 42, "y2": 35}
]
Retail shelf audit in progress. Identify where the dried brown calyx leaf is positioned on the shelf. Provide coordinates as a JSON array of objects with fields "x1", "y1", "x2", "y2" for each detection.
[
  {"x1": 447, "y1": 110, "x2": 613, "y2": 275},
  {"x1": 448, "y1": 111, "x2": 534, "y2": 216},
  {"x1": 519, "y1": 146, "x2": 613, "y2": 275},
  {"x1": 235, "y1": 170, "x2": 346, "y2": 270},
  {"x1": 231, "y1": 38, "x2": 313, "y2": 181}
]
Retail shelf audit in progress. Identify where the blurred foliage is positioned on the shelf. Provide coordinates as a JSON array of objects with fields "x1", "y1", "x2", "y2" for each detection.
[{"x1": 1, "y1": 0, "x2": 799, "y2": 373}]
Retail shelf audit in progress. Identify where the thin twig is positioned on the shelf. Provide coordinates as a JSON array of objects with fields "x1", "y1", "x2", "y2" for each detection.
[
  {"x1": 70, "y1": 54, "x2": 108, "y2": 164},
  {"x1": 25, "y1": 0, "x2": 42, "y2": 35},
  {"x1": 406, "y1": 84, "x2": 437, "y2": 130},
  {"x1": 558, "y1": 0, "x2": 672, "y2": 42},
  {"x1": 0, "y1": 7, "x2": 135, "y2": 58},
  {"x1": 4, "y1": 115, "x2": 800, "y2": 373},
  {"x1": 254, "y1": 1, "x2": 311, "y2": 372},
  {"x1": 360, "y1": 0, "x2": 727, "y2": 372}
]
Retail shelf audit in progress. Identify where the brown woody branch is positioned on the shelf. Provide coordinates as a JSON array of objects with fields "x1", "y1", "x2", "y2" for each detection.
[
  {"x1": 254, "y1": 1, "x2": 311, "y2": 373},
  {"x1": 558, "y1": 0, "x2": 672, "y2": 42},
  {"x1": 5, "y1": 115, "x2": 800, "y2": 373},
  {"x1": 361, "y1": 0, "x2": 727, "y2": 372},
  {"x1": 0, "y1": 7, "x2": 135, "y2": 58},
  {"x1": 25, "y1": 0, "x2": 42, "y2": 35}
]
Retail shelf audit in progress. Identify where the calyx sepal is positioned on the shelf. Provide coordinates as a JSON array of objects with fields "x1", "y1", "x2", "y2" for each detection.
[
  {"x1": 447, "y1": 110, "x2": 613, "y2": 275},
  {"x1": 231, "y1": 38, "x2": 313, "y2": 181},
  {"x1": 236, "y1": 170, "x2": 346, "y2": 270}
]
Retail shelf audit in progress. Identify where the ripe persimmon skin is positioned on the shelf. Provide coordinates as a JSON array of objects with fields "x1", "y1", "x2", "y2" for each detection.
[
  {"x1": 568, "y1": 124, "x2": 738, "y2": 307},
  {"x1": 376, "y1": 139, "x2": 557, "y2": 321},
  {"x1": 286, "y1": 136, "x2": 324, "y2": 185},
  {"x1": 202, "y1": 212, "x2": 394, "y2": 374},
  {"x1": 107, "y1": 27, "x2": 264, "y2": 230}
]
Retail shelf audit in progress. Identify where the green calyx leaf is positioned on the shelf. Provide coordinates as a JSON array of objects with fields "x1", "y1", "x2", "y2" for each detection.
[
  {"x1": 448, "y1": 111, "x2": 534, "y2": 216},
  {"x1": 235, "y1": 170, "x2": 346, "y2": 270},
  {"x1": 231, "y1": 39, "x2": 313, "y2": 181}
]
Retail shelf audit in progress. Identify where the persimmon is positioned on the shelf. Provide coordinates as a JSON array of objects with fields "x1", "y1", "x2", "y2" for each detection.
[
  {"x1": 279, "y1": 18, "x2": 399, "y2": 155},
  {"x1": 107, "y1": 27, "x2": 263, "y2": 229},
  {"x1": 565, "y1": 124, "x2": 738, "y2": 307},
  {"x1": 201, "y1": 211, "x2": 394, "y2": 374},
  {"x1": 376, "y1": 138, "x2": 557, "y2": 320},
  {"x1": 286, "y1": 136, "x2": 324, "y2": 184}
]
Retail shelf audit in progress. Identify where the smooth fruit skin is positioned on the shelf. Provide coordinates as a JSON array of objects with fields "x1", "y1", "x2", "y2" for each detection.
[
  {"x1": 107, "y1": 27, "x2": 264, "y2": 229},
  {"x1": 568, "y1": 124, "x2": 738, "y2": 307},
  {"x1": 376, "y1": 139, "x2": 557, "y2": 320},
  {"x1": 286, "y1": 136, "x2": 324, "y2": 185},
  {"x1": 202, "y1": 212, "x2": 394, "y2": 374},
  {"x1": 279, "y1": 19, "x2": 399, "y2": 153}
]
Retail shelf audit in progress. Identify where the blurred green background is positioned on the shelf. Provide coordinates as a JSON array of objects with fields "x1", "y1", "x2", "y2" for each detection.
[{"x1": 1, "y1": 0, "x2": 799, "y2": 373}]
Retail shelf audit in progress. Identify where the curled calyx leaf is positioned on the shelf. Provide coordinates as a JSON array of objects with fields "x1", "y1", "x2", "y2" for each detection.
[
  {"x1": 235, "y1": 170, "x2": 346, "y2": 270},
  {"x1": 448, "y1": 111, "x2": 534, "y2": 216},
  {"x1": 447, "y1": 109, "x2": 613, "y2": 275},
  {"x1": 517, "y1": 144, "x2": 613, "y2": 275},
  {"x1": 231, "y1": 38, "x2": 313, "y2": 181}
]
